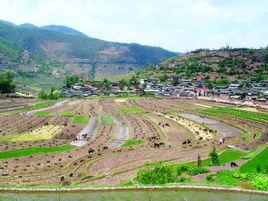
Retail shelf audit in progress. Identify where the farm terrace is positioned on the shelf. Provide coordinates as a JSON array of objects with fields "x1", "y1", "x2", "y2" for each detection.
[{"x1": 0, "y1": 97, "x2": 267, "y2": 190}]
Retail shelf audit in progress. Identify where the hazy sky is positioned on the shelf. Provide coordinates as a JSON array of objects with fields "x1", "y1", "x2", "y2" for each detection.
[{"x1": 0, "y1": 0, "x2": 267, "y2": 52}]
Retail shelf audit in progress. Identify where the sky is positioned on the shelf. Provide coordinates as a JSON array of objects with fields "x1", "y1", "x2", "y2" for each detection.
[{"x1": 0, "y1": 0, "x2": 267, "y2": 52}]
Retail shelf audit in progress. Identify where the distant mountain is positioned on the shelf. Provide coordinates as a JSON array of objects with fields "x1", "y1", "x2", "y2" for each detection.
[
  {"x1": 19, "y1": 23, "x2": 38, "y2": 29},
  {"x1": 40, "y1": 25, "x2": 86, "y2": 37},
  {"x1": 0, "y1": 20, "x2": 177, "y2": 90}
]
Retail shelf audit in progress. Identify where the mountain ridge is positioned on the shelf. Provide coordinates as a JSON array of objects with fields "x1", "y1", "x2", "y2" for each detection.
[{"x1": 0, "y1": 19, "x2": 177, "y2": 90}]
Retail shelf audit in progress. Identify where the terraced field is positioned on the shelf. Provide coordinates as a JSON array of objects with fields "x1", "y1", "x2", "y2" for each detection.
[{"x1": 0, "y1": 97, "x2": 267, "y2": 192}]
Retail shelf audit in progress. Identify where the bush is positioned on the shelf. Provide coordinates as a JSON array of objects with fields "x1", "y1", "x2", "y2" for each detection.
[
  {"x1": 206, "y1": 174, "x2": 215, "y2": 182},
  {"x1": 177, "y1": 176, "x2": 190, "y2": 182},
  {"x1": 177, "y1": 165, "x2": 189, "y2": 176},
  {"x1": 189, "y1": 167, "x2": 209, "y2": 176},
  {"x1": 137, "y1": 163, "x2": 176, "y2": 185},
  {"x1": 251, "y1": 175, "x2": 268, "y2": 191},
  {"x1": 216, "y1": 170, "x2": 239, "y2": 186}
]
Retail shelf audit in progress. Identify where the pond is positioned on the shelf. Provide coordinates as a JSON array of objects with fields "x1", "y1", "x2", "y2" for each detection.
[{"x1": 0, "y1": 189, "x2": 267, "y2": 201}]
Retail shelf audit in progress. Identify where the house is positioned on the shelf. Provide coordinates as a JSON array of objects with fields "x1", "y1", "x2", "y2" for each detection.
[
  {"x1": 194, "y1": 87, "x2": 210, "y2": 96},
  {"x1": 229, "y1": 83, "x2": 241, "y2": 89}
]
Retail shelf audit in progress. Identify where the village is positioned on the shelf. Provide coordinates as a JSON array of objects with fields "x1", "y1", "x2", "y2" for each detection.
[{"x1": 61, "y1": 76, "x2": 268, "y2": 107}]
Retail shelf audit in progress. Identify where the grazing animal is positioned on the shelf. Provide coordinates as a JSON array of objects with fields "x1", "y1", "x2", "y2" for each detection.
[
  {"x1": 231, "y1": 162, "x2": 238, "y2": 167},
  {"x1": 182, "y1": 139, "x2": 191, "y2": 145},
  {"x1": 88, "y1": 149, "x2": 95, "y2": 154},
  {"x1": 103, "y1": 146, "x2": 108, "y2": 150},
  {"x1": 159, "y1": 142, "x2": 165, "y2": 147},
  {"x1": 154, "y1": 143, "x2": 160, "y2": 148}
]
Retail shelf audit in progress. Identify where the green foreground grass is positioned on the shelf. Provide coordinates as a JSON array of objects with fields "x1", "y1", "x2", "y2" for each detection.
[
  {"x1": 122, "y1": 139, "x2": 144, "y2": 147},
  {"x1": 100, "y1": 116, "x2": 115, "y2": 125},
  {"x1": 118, "y1": 107, "x2": 143, "y2": 113},
  {"x1": 0, "y1": 145, "x2": 74, "y2": 160},
  {"x1": 72, "y1": 115, "x2": 89, "y2": 124},
  {"x1": 240, "y1": 147, "x2": 268, "y2": 173},
  {"x1": 199, "y1": 107, "x2": 268, "y2": 122}
]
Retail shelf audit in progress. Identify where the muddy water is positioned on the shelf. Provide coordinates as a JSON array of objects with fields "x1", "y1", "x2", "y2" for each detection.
[
  {"x1": 0, "y1": 189, "x2": 266, "y2": 201},
  {"x1": 177, "y1": 113, "x2": 242, "y2": 138}
]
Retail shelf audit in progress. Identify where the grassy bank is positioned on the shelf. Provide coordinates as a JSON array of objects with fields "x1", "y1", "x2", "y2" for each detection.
[
  {"x1": 122, "y1": 139, "x2": 144, "y2": 147},
  {"x1": 199, "y1": 107, "x2": 268, "y2": 122},
  {"x1": 118, "y1": 107, "x2": 143, "y2": 113},
  {"x1": 72, "y1": 115, "x2": 89, "y2": 124},
  {"x1": 180, "y1": 149, "x2": 244, "y2": 167},
  {"x1": 100, "y1": 116, "x2": 115, "y2": 125},
  {"x1": 240, "y1": 147, "x2": 268, "y2": 173},
  {"x1": 0, "y1": 145, "x2": 74, "y2": 160}
]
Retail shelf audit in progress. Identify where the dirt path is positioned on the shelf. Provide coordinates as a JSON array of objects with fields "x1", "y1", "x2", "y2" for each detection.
[
  {"x1": 108, "y1": 116, "x2": 129, "y2": 149},
  {"x1": 25, "y1": 100, "x2": 68, "y2": 115},
  {"x1": 70, "y1": 116, "x2": 98, "y2": 147}
]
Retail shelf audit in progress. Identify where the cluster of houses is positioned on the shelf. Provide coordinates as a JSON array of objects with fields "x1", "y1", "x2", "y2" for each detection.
[{"x1": 61, "y1": 76, "x2": 268, "y2": 104}]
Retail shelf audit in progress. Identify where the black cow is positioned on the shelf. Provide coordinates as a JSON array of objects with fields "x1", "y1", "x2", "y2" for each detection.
[
  {"x1": 231, "y1": 162, "x2": 238, "y2": 167},
  {"x1": 88, "y1": 148, "x2": 95, "y2": 154}
]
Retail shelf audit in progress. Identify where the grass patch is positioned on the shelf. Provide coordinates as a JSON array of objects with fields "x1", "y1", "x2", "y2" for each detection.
[
  {"x1": 199, "y1": 107, "x2": 268, "y2": 122},
  {"x1": 118, "y1": 107, "x2": 142, "y2": 113},
  {"x1": 0, "y1": 125, "x2": 64, "y2": 142},
  {"x1": 35, "y1": 111, "x2": 51, "y2": 117},
  {"x1": 178, "y1": 149, "x2": 244, "y2": 167},
  {"x1": 60, "y1": 111, "x2": 75, "y2": 117},
  {"x1": 100, "y1": 116, "x2": 115, "y2": 125},
  {"x1": 72, "y1": 115, "x2": 89, "y2": 124},
  {"x1": 240, "y1": 147, "x2": 268, "y2": 173},
  {"x1": 29, "y1": 100, "x2": 57, "y2": 110},
  {"x1": 121, "y1": 139, "x2": 143, "y2": 147},
  {"x1": 0, "y1": 145, "x2": 74, "y2": 160}
]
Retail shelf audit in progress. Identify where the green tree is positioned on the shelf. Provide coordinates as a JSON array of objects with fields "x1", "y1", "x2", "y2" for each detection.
[
  {"x1": 102, "y1": 78, "x2": 111, "y2": 91},
  {"x1": 129, "y1": 75, "x2": 139, "y2": 86},
  {"x1": 0, "y1": 70, "x2": 16, "y2": 94},
  {"x1": 205, "y1": 80, "x2": 213, "y2": 89},
  {"x1": 119, "y1": 79, "x2": 127, "y2": 90},
  {"x1": 2, "y1": 70, "x2": 15, "y2": 82},
  {"x1": 215, "y1": 78, "x2": 230, "y2": 86},
  {"x1": 65, "y1": 75, "x2": 79, "y2": 88},
  {"x1": 210, "y1": 147, "x2": 220, "y2": 166},
  {"x1": 159, "y1": 73, "x2": 168, "y2": 82}
]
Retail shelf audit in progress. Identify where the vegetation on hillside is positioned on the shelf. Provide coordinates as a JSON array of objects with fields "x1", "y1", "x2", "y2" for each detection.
[
  {"x1": 0, "y1": 70, "x2": 16, "y2": 94},
  {"x1": 140, "y1": 47, "x2": 268, "y2": 86}
]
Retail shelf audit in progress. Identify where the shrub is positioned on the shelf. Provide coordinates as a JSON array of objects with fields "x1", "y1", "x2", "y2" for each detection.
[
  {"x1": 251, "y1": 175, "x2": 268, "y2": 191},
  {"x1": 189, "y1": 167, "x2": 209, "y2": 176},
  {"x1": 206, "y1": 174, "x2": 216, "y2": 182},
  {"x1": 137, "y1": 163, "x2": 176, "y2": 185},
  {"x1": 216, "y1": 170, "x2": 239, "y2": 186},
  {"x1": 177, "y1": 176, "x2": 190, "y2": 182},
  {"x1": 177, "y1": 165, "x2": 189, "y2": 176}
]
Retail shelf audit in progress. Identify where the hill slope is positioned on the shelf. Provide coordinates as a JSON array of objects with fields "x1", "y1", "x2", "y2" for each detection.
[
  {"x1": 0, "y1": 20, "x2": 176, "y2": 90},
  {"x1": 141, "y1": 48, "x2": 268, "y2": 83}
]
